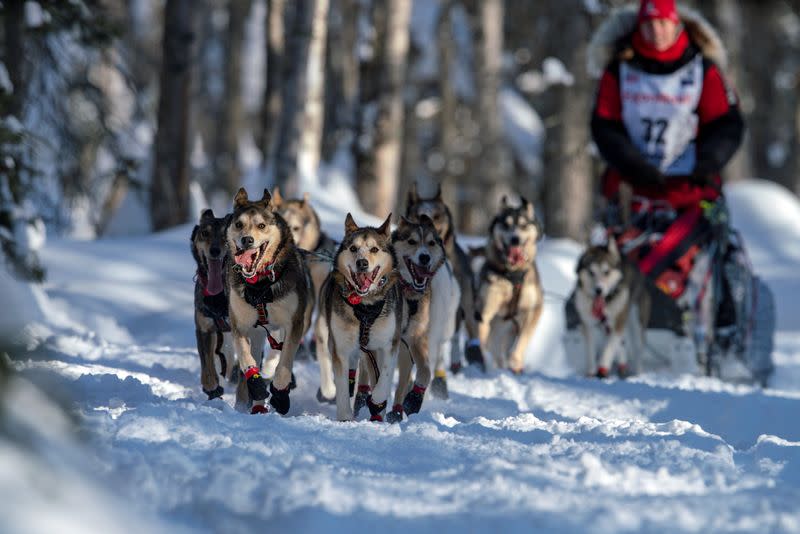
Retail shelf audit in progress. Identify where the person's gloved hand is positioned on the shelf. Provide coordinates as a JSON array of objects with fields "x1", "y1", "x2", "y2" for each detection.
[{"x1": 688, "y1": 172, "x2": 718, "y2": 188}]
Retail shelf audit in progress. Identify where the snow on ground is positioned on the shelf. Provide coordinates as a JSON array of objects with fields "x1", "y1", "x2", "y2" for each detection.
[{"x1": 4, "y1": 179, "x2": 800, "y2": 533}]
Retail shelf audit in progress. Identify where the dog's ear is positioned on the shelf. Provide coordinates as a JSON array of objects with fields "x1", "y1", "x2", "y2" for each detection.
[
  {"x1": 398, "y1": 215, "x2": 414, "y2": 228},
  {"x1": 190, "y1": 224, "x2": 199, "y2": 243},
  {"x1": 344, "y1": 213, "x2": 359, "y2": 234},
  {"x1": 418, "y1": 213, "x2": 435, "y2": 230},
  {"x1": 433, "y1": 183, "x2": 442, "y2": 201},
  {"x1": 271, "y1": 187, "x2": 283, "y2": 208},
  {"x1": 501, "y1": 195, "x2": 512, "y2": 210},
  {"x1": 407, "y1": 182, "x2": 420, "y2": 209},
  {"x1": 200, "y1": 208, "x2": 215, "y2": 221},
  {"x1": 607, "y1": 236, "x2": 620, "y2": 259},
  {"x1": 377, "y1": 213, "x2": 392, "y2": 237},
  {"x1": 520, "y1": 196, "x2": 535, "y2": 220},
  {"x1": 234, "y1": 187, "x2": 249, "y2": 208},
  {"x1": 260, "y1": 188, "x2": 272, "y2": 207},
  {"x1": 302, "y1": 192, "x2": 310, "y2": 205}
]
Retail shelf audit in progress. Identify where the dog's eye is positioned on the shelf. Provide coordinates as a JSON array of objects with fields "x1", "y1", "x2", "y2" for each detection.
[
  {"x1": 370, "y1": 247, "x2": 379, "y2": 254},
  {"x1": 258, "y1": 223, "x2": 266, "y2": 230},
  {"x1": 293, "y1": 226, "x2": 301, "y2": 232},
  {"x1": 349, "y1": 245, "x2": 357, "y2": 253},
  {"x1": 433, "y1": 214, "x2": 441, "y2": 220},
  {"x1": 235, "y1": 221, "x2": 243, "y2": 230},
  {"x1": 200, "y1": 230, "x2": 209, "y2": 239},
  {"x1": 408, "y1": 239, "x2": 418, "y2": 245},
  {"x1": 428, "y1": 240, "x2": 436, "y2": 246}
]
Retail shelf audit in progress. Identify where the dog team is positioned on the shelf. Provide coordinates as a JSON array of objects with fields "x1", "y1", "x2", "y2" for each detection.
[{"x1": 191, "y1": 184, "x2": 635, "y2": 421}]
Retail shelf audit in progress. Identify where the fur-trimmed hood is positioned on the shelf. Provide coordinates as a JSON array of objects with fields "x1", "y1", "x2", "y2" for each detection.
[{"x1": 587, "y1": 3, "x2": 727, "y2": 79}]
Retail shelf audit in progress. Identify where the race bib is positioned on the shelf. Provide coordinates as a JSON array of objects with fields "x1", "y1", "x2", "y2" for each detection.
[{"x1": 620, "y1": 55, "x2": 704, "y2": 176}]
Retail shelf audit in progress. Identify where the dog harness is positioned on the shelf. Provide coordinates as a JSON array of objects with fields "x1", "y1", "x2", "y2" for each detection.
[
  {"x1": 242, "y1": 262, "x2": 285, "y2": 351},
  {"x1": 481, "y1": 256, "x2": 530, "y2": 336},
  {"x1": 195, "y1": 268, "x2": 230, "y2": 377}
]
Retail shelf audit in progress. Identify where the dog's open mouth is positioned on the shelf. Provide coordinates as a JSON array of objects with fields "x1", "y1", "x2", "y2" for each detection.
[
  {"x1": 592, "y1": 295, "x2": 606, "y2": 320},
  {"x1": 235, "y1": 242, "x2": 268, "y2": 277},
  {"x1": 404, "y1": 256, "x2": 433, "y2": 291},
  {"x1": 507, "y1": 246, "x2": 526, "y2": 266},
  {"x1": 206, "y1": 257, "x2": 225, "y2": 295},
  {"x1": 349, "y1": 266, "x2": 381, "y2": 296}
]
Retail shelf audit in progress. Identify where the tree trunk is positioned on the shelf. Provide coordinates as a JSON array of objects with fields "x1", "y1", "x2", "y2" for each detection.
[
  {"x1": 216, "y1": 0, "x2": 252, "y2": 196},
  {"x1": 359, "y1": 0, "x2": 412, "y2": 218},
  {"x1": 3, "y1": 0, "x2": 25, "y2": 117},
  {"x1": 151, "y1": 0, "x2": 194, "y2": 231},
  {"x1": 322, "y1": 0, "x2": 360, "y2": 162},
  {"x1": 259, "y1": 0, "x2": 287, "y2": 163},
  {"x1": 435, "y1": 1, "x2": 462, "y2": 226},
  {"x1": 354, "y1": 0, "x2": 387, "y2": 206},
  {"x1": 460, "y1": 0, "x2": 513, "y2": 233},
  {"x1": 710, "y1": 0, "x2": 752, "y2": 184},
  {"x1": 272, "y1": 0, "x2": 316, "y2": 194},
  {"x1": 298, "y1": 0, "x2": 330, "y2": 184},
  {"x1": 542, "y1": 0, "x2": 593, "y2": 241}
]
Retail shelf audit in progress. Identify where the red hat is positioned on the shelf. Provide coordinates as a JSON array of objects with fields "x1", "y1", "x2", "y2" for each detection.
[{"x1": 638, "y1": 0, "x2": 680, "y2": 23}]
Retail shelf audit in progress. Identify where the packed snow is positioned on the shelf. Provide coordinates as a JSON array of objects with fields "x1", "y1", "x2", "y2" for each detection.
[{"x1": 3, "y1": 179, "x2": 800, "y2": 533}]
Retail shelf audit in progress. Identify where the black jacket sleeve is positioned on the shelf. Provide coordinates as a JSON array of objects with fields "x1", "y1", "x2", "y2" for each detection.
[
  {"x1": 590, "y1": 115, "x2": 666, "y2": 188},
  {"x1": 693, "y1": 106, "x2": 745, "y2": 177}
]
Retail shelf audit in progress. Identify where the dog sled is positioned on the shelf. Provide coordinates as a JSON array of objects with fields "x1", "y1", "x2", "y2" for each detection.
[{"x1": 564, "y1": 195, "x2": 775, "y2": 385}]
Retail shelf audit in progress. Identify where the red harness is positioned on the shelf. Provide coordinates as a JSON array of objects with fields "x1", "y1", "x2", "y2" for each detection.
[{"x1": 244, "y1": 263, "x2": 284, "y2": 351}]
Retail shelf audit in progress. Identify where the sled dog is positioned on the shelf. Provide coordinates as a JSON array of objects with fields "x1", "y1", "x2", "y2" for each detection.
[
  {"x1": 192, "y1": 209, "x2": 232, "y2": 400},
  {"x1": 316, "y1": 213, "x2": 404, "y2": 422},
  {"x1": 474, "y1": 196, "x2": 544, "y2": 373},
  {"x1": 225, "y1": 188, "x2": 313, "y2": 414},
  {"x1": 382, "y1": 215, "x2": 454, "y2": 422},
  {"x1": 574, "y1": 238, "x2": 651, "y2": 378},
  {"x1": 405, "y1": 183, "x2": 480, "y2": 371}
]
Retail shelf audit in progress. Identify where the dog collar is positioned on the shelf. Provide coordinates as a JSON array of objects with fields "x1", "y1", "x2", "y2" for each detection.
[
  {"x1": 243, "y1": 262, "x2": 277, "y2": 284},
  {"x1": 343, "y1": 275, "x2": 389, "y2": 305}
]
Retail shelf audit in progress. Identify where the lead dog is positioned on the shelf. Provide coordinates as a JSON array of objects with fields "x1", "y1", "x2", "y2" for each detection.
[
  {"x1": 191, "y1": 209, "x2": 231, "y2": 400},
  {"x1": 474, "y1": 197, "x2": 544, "y2": 373},
  {"x1": 316, "y1": 213, "x2": 404, "y2": 422},
  {"x1": 226, "y1": 188, "x2": 313, "y2": 414},
  {"x1": 574, "y1": 238, "x2": 651, "y2": 378}
]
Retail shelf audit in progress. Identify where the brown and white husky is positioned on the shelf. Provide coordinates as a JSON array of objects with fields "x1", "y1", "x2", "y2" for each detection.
[
  {"x1": 316, "y1": 213, "x2": 404, "y2": 422},
  {"x1": 225, "y1": 188, "x2": 313, "y2": 414}
]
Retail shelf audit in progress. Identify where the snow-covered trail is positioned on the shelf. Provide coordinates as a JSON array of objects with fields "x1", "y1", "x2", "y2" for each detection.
[{"x1": 9, "y1": 180, "x2": 800, "y2": 533}]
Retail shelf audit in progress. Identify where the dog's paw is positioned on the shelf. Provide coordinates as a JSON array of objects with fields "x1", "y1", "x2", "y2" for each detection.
[
  {"x1": 353, "y1": 387, "x2": 370, "y2": 418},
  {"x1": 510, "y1": 367, "x2": 524, "y2": 376},
  {"x1": 386, "y1": 405, "x2": 404, "y2": 424},
  {"x1": 250, "y1": 403, "x2": 269, "y2": 415},
  {"x1": 402, "y1": 385, "x2": 425, "y2": 415},
  {"x1": 316, "y1": 387, "x2": 335, "y2": 404},
  {"x1": 245, "y1": 367, "x2": 269, "y2": 401},
  {"x1": 203, "y1": 385, "x2": 224, "y2": 400},
  {"x1": 268, "y1": 382, "x2": 290, "y2": 415},
  {"x1": 449, "y1": 361, "x2": 462, "y2": 375},
  {"x1": 289, "y1": 372, "x2": 297, "y2": 390},
  {"x1": 366, "y1": 396, "x2": 387, "y2": 421},
  {"x1": 430, "y1": 376, "x2": 449, "y2": 399},
  {"x1": 616, "y1": 363, "x2": 631, "y2": 379},
  {"x1": 465, "y1": 344, "x2": 486, "y2": 372},
  {"x1": 595, "y1": 367, "x2": 610, "y2": 379}
]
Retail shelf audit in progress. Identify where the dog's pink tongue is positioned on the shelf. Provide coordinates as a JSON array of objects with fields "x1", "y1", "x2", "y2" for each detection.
[
  {"x1": 235, "y1": 250, "x2": 257, "y2": 269},
  {"x1": 206, "y1": 259, "x2": 224, "y2": 295},
  {"x1": 592, "y1": 295, "x2": 605, "y2": 319},
  {"x1": 508, "y1": 246, "x2": 525, "y2": 265},
  {"x1": 356, "y1": 273, "x2": 372, "y2": 292}
]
